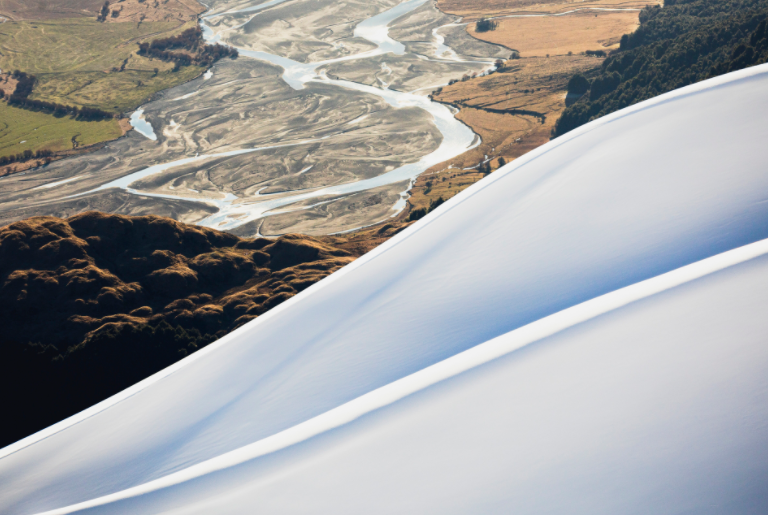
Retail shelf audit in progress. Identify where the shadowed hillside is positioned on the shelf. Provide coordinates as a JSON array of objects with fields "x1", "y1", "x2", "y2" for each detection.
[
  {"x1": 554, "y1": 0, "x2": 768, "y2": 136},
  {"x1": 0, "y1": 212, "x2": 375, "y2": 448}
]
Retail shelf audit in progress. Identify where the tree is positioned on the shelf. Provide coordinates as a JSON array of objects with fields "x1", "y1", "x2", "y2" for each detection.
[
  {"x1": 429, "y1": 197, "x2": 445, "y2": 211},
  {"x1": 567, "y1": 74, "x2": 589, "y2": 95},
  {"x1": 476, "y1": 18, "x2": 499, "y2": 33},
  {"x1": 408, "y1": 207, "x2": 427, "y2": 221},
  {"x1": 97, "y1": 1, "x2": 110, "y2": 22}
]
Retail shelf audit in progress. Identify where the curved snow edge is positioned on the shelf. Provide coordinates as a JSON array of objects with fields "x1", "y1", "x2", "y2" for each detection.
[
  {"x1": 5, "y1": 63, "x2": 767, "y2": 462},
  {"x1": 34, "y1": 236, "x2": 768, "y2": 515}
]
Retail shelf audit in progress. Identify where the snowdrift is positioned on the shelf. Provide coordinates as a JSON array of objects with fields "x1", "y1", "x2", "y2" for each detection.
[{"x1": 2, "y1": 64, "x2": 768, "y2": 515}]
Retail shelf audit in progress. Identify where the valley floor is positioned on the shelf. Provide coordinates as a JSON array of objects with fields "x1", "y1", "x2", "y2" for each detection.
[{"x1": 0, "y1": 0, "x2": 646, "y2": 237}]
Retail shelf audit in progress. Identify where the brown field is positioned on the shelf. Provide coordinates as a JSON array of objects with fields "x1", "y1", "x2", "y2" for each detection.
[
  {"x1": 404, "y1": 54, "x2": 600, "y2": 210},
  {"x1": 0, "y1": 0, "x2": 203, "y2": 22},
  {"x1": 437, "y1": 0, "x2": 656, "y2": 19},
  {"x1": 0, "y1": 0, "x2": 104, "y2": 20},
  {"x1": 105, "y1": 0, "x2": 205, "y2": 24},
  {"x1": 400, "y1": 0, "x2": 654, "y2": 213},
  {"x1": 467, "y1": 9, "x2": 643, "y2": 56}
]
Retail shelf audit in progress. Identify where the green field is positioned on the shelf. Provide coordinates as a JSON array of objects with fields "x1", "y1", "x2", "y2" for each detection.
[
  {"x1": 0, "y1": 17, "x2": 207, "y2": 161},
  {"x1": 0, "y1": 17, "x2": 205, "y2": 112},
  {"x1": 0, "y1": 101, "x2": 122, "y2": 161},
  {"x1": 32, "y1": 64, "x2": 203, "y2": 113}
]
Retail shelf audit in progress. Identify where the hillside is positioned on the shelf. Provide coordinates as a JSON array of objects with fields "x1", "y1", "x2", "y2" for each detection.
[
  {"x1": 554, "y1": 0, "x2": 768, "y2": 135},
  {"x1": 0, "y1": 211, "x2": 387, "y2": 448},
  {"x1": 1, "y1": 61, "x2": 766, "y2": 514}
]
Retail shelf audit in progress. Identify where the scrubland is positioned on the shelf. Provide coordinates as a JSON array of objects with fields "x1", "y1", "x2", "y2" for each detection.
[
  {"x1": 0, "y1": 101, "x2": 122, "y2": 161},
  {"x1": 0, "y1": 211, "x2": 372, "y2": 447},
  {"x1": 0, "y1": 17, "x2": 204, "y2": 112}
]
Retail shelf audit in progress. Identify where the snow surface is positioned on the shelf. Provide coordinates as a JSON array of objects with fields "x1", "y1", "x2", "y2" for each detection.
[{"x1": 2, "y1": 64, "x2": 768, "y2": 515}]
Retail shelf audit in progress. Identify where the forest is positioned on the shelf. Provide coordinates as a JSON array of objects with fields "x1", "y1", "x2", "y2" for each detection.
[{"x1": 554, "y1": 0, "x2": 768, "y2": 136}]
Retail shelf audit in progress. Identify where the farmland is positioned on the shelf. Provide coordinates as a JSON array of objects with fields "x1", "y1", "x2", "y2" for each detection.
[
  {"x1": 0, "y1": 17, "x2": 204, "y2": 112},
  {"x1": 0, "y1": 99, "x2": 122, "y2": 164},
  {"x1": 0, "y1": 0, "x2": 208, "y2": 170}
]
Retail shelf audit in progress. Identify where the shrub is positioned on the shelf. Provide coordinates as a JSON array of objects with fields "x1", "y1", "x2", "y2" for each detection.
[
  {"x1": 476, "y1": 18, "x2": 499, "y2": 33},
  {"x1": 97, "y1": 1, "x2": 110, "y2": 22},
  {"x1": 408, "y1": 207, "x2": 428, "y2": 221}
]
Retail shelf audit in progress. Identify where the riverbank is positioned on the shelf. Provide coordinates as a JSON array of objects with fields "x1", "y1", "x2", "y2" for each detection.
[
  {"x1": 0, "y1": 0, "x2": 503, "y2": 236},
  {"x1": 399, "y1": 0, "x2": 651, "y2": 212}
]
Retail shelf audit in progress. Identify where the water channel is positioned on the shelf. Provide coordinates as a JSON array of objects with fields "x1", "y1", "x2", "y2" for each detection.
[{"x1": 112, "y1": 0, "x2": 490, "y2": 232}]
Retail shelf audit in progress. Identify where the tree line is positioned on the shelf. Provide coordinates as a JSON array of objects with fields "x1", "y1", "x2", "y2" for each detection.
[
  {"x1": 409, "y1": 196, "x2": 446, "y2": 221},
  {"x1": 0, "y1": 149, "x2": 53, "y2": 167},
  {"x1": 97, "y1": 1, "x2": 110, "y2": 22},
  {"x1": 6, "y1": 71, "x2": 113, "y2": 121},
  {"x1": 137, "y1": 27, "x2": 239, "y2": 69},
  {"x1": 554, "y1": 0, "x2": 768, "y2": 137}
]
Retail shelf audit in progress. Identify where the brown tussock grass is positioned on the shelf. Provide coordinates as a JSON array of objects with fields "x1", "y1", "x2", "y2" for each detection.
[{"x1": 467, "y1": 10, "x2": 643, "y2": 56}]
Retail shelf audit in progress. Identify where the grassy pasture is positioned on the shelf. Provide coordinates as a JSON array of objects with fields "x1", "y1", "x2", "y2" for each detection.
[
  {"x1": 0, "y1": 17, "x2": 204, "y2": 112},
  {"x1": 33, "y1": 65, "x2": 203, "y2": 113},
  {"x1": 0, "y1": 16, "x2": 205, "y2": 162},
  {"x1": 0, "y1": 0, "x2": 104, "y2": 21},
  {"x1": 0, "y1": 17, "x2": 185, "y2": 73},
  {"x1": 0, "y1": 101, "x2": 121, "y2": 160}
]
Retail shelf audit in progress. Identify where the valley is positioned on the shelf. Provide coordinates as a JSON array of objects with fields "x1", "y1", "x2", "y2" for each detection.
[
  {"x1": 0, "y1": 0, "x2": 499, "y2": 235},
  {"x1": 0, "y1": 0, "x2": 649, "y2": 237},
  {"x1": 1, "y1": 2, "x2": 768, "y2": 509}
]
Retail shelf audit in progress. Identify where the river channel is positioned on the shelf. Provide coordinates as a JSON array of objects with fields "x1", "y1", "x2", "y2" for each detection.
[{"x1": 103, "y1": 0, "x2": 489, "y2": 232}]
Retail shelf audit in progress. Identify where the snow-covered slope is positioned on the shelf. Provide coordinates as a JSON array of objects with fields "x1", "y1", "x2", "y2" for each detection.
[{"x1": 2, "y1": 64, "x2": 768, "y2": 515}]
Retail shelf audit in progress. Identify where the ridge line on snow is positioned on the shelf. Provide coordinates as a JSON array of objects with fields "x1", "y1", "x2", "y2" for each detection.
[
  {"x1": 4, "y1": 63, "x2": 768, "y2": 463},
  {"x1": 33, "y1": 237, "x2": 768, "y2": 515}
]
